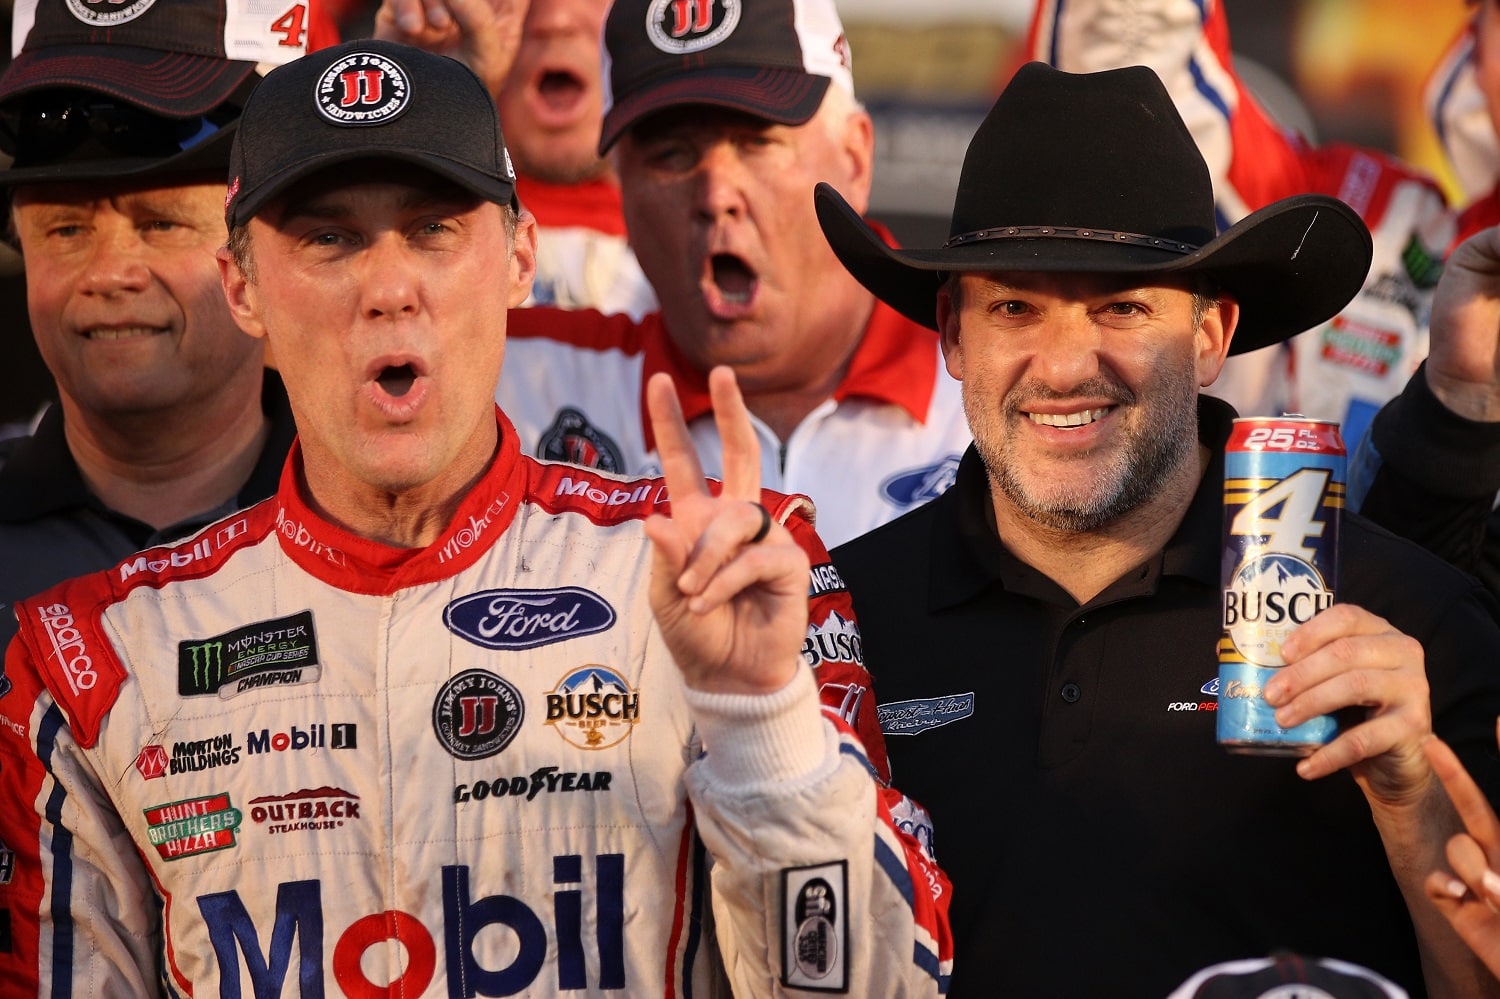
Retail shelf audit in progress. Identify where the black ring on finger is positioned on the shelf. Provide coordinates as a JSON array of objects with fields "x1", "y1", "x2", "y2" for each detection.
[{"x1": 749, "y1": 502, "x2": 772, "y2": 544}]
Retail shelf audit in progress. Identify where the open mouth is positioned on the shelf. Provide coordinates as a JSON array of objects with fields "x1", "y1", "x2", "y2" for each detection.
[
  {"x1": 537, "y1": 69, "x2": 584, "y2": 111},
  {"x1": 1027, "y1": 407, "x2": 1111, "y2": 428},
  {"x1": 376, "y1": 363, "x2": 417, "y2": 397},
  {"x1": 710, "y1": 253, "x2": 757, "y2": 305}
]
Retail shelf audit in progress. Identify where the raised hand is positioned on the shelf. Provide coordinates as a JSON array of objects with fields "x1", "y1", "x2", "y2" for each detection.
[
  {"x1": 1425, "y1": 721, "x2": 1500, "y2": 980},
  {"x1": 643, "y1": 366, "x2": 807, "y2": 696},
  {"x1": 372, "y1": 0, "x2": 527, "y2": 101},
  {"x1": 1426, "y1": 226, "x2": 1500, "y2": 422}
]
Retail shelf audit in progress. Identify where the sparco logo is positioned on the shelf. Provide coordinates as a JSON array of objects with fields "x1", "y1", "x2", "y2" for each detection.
[
  {"x1": 177, "y1": 610, "x2": 320, "y2": 699},
  {"x1": 275, "y1": 507, "x2": 347, "y2": 566},
  {"x1": 646, "y1": 0, "x2": 741, "y2": 54},
  {"x1": 444, "y1": 587, "x2": 616, "y2": 651},
  {"x1": 38, "y1": 603, "x2": 95, "y2": 695},
  {"x1": 432, "y1": 669, "x2": 524, "y2": 760},
  {"x1": 119, "y1": 518, "x2": 247, "y2": 581},
  {"x1": 315, "y1": 51, "x2": 411, "y2": 125},
  {"x1": 66, "y1": 0, "x2": 157, "y2": 28},
  {"x1": 544, "y1": 666, "x2": 640, "y2": 750}
]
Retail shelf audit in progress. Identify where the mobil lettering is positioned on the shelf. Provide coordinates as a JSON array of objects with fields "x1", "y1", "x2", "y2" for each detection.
[{"x1": 197, "y1": 857, "x2": 625, "y2": 997}]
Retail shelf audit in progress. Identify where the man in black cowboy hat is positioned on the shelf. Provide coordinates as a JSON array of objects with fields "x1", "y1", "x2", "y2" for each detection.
[
  {"x1": 0, "y1": 0, "x2": 329, "y2": 651},
  {"x1": 823, "y1": 62, "x2": 1500, "y2": 997}
]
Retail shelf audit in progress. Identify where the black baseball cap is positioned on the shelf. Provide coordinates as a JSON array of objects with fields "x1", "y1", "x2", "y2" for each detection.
[
  {"x1": 0, "y1": 0, "x2": 312, "y2": 186},
  {"x1": 225, "y1": 40, "x2": 518, "y2": 229},
  {"x1": 598, "y1": 0, "x2": 855, "y2": 154},
  {"x1": 1167, "y1": 954, "x2": 1409, "y2": 999}
]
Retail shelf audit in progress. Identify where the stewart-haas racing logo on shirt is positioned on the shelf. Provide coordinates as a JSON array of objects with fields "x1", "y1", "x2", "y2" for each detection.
[{"x1": 177, "y1": 610, "x2": 320, "y2": 699}]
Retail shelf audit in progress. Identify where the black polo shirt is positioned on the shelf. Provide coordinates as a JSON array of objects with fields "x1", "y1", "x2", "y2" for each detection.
[
  {"x1": 833, "y1": 396, "x2": 1500, "y2": 998},
  {"x1": 0, "y1": 373, "x2": 296, "y2": 651}
]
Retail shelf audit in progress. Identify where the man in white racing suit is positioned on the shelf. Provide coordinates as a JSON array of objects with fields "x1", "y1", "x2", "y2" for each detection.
[{"x1": 0, "y1": 39, "x2": 952, "y2": 998}]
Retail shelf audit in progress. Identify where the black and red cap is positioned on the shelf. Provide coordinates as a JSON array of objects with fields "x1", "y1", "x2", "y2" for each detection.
[
  {"x1": 598, "y1": 0, "x2": 854, "y2": 154},
  {"x1": 225, "y1": 40, "x2": 518, "y2": 228}
]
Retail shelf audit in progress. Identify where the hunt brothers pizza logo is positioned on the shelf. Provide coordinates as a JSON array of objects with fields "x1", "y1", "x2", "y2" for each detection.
[
  {"x1": 144, "y1": 793, "x2": 243, "y2": 861},
  {"x1": 177, "y1": 610, "x2": 320, "y2": 699}
]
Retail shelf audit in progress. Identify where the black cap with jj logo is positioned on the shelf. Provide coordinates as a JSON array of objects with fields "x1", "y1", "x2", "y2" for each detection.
[{"x1": 225, "y1": 39, "x2": 518, "y2": 229}]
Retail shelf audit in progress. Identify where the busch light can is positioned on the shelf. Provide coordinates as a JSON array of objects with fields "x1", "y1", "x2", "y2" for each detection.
[{"x1": 1217, "y1": 416, "x2": 1343, "y2": 755}]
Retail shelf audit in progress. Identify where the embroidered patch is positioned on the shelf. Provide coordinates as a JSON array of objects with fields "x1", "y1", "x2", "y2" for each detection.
[
  {"x1": 877, "y1": 692, "x2": 976, "y2": 736},
  {"x1": 782, "y1": 861, "x2": 849, "y2": 992}
]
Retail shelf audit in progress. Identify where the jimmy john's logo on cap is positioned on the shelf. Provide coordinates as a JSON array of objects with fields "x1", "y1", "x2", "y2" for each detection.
[
  {"x1": 67, "y1": 0, "x2": 158, "y2": 28},
  {"x1": 315, "y1": 51, "x2": 411, "y2": 126},
  {"x1": 646, "y1": 0, "x2": 741, "y2": 54}
]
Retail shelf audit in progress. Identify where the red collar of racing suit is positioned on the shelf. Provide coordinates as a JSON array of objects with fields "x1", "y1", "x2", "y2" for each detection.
[
  {"x1": 273, "y1": 407, "x2": 525, "y2": 596},
  {"x1": 515, "y1": 174, "x2": 628, "y2": 238}
]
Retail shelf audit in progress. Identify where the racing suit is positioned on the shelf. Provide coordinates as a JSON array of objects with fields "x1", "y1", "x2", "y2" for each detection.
[
  {"x1": 1031, "y1": 0, "x2": 1453, "y2": 448},
  {"x1": 0, "y1": 411, "x2": 952, "y2": 998},
  {"x1": 498, "y1": 286, "x2": 971, "y2": 549}
]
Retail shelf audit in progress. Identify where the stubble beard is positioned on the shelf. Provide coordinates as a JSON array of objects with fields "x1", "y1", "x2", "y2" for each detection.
[{"x1": 969, "y1": 366, "x2": 1200, "y2": 534}]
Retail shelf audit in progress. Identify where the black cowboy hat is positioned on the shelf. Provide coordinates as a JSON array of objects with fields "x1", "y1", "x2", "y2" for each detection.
[{"x1": 815, "y1": 62, "x2": 1374, "y2": 355}]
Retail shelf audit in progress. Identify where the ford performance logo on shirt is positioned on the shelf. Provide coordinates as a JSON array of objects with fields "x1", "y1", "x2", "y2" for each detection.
[{"x1": 444, "y1": 588, "x2": 616, "y2": 650}]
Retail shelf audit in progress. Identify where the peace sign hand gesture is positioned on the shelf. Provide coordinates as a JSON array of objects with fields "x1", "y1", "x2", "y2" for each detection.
[{"x1": 643, "y1": 367, "x2": 808, "y2": 695}]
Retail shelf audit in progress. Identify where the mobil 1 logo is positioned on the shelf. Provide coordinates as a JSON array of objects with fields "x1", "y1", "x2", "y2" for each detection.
[{"x1": 178, "y1": 610, "x2": 319, "y2": 699}]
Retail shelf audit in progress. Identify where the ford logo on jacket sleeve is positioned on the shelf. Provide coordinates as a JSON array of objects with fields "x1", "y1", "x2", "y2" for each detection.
[{"x1": 443, "y1": 588, "x2": 617, "y2": 650}]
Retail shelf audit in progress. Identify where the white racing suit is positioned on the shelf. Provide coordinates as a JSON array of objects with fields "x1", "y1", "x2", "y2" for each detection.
[{"x1": 0, "y1": 412, "x2": 952, "y2": 997}]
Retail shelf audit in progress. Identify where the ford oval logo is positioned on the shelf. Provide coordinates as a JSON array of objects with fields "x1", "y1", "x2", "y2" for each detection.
[
  {"x1": 444, "y1": 587, "x2": 616, "y2": 650},
  {"x1": 880, "y1": 455, "x2": 961, "y2": 508}
]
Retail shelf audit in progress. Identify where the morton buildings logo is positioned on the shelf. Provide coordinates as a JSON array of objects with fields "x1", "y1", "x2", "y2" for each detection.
[{"x1": 177, "y1": 610, "x2": 320, "y2": 699}]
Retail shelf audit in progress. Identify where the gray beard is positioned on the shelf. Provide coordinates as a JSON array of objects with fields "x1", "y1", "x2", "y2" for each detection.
[{"x1": 973, "y1": 367, "x2": 1199, "y2": 533}]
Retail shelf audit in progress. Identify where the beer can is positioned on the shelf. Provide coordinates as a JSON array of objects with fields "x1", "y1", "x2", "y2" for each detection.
[{"x1": 1217, "y1": 416, "x2": 1344, "y2": 756}]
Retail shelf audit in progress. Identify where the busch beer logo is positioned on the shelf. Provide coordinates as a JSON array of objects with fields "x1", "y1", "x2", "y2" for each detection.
[
  {"x1": 781, "y1": 861, "x2": 848, "y2": 991},
  {"x1": 646, "y1": 0, "x2": 741, "y2": 54},
  {"x1": 880, "y1": 455, "x2": 961, "y2": 509},
  {"x1": 38, "y1": 603, "x2": 96, "y2": 696},
  {"x1": 66, "y1": 0, "x2": 157, "y2": 28},
  {"x1": 316, "y1": 51, "x2": 411, "y2": 125},
  {"x1": 1222, "y1": 553, "x2": 1334, "y2": 667},
  {"x1": 276, "y1": 507, "x2": 348, "y2": 567},
  {"x1": 801, "y1": 611, "x2": 862, "y2": 668},
  {"x1": 538, "y1": 408, "x2": 625, "y2": 473},
  {"x1": 196, "y1": 858, "x2": 627, "y2": 995},
  {"x1": 249, "y1": 787, "x2": 360, "y2": 835},
  {"x1": 177, "y1": 610, "x2": 320, "y2": 699},
  {"x1": 544, "y1": 666, "x2": 640, "y2": 750},
  {"x1": 433, "y1": 669, "x2": 524, "y2": 760},
  {"x1": 144, "y1": 793, "x2": 242, "y2": 861},
  {"x1": 444, "y1": 587, "x2": 616, "y2": 651}
]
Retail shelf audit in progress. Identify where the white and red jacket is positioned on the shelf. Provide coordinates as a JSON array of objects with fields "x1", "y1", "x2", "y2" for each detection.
[
  {"x1": 0, "y1": 411, "x2": 952, "y2": 997},
  {"x1": 498, "y1": 301, "x2": 971, "y2": 549},
  {"x1": 516, "y1": 176, "x2": 656, "y2": 320},
  {"x1": 1031, "y1": 0, "x2": 1454, "y2": 448}
]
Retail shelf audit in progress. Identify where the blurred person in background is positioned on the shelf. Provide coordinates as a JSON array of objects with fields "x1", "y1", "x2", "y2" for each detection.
[{"x1": 0, "y1": 0, "x2": 326, "y2": 649}]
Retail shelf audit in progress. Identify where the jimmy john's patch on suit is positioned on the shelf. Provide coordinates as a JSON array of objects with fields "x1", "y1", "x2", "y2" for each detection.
[
  {"x1": 544, "y1": 666, "x2": 640, "y2": 750},
  {"x1": 538, "y1": 407, "x2": 625, "y2": 473},
  {"x1": 433, "y1": 669, "x2": 524, "y2": 760},
  {"x1": 177, "y1": 610, "x2": 319, "y2": 699},
  {"x1": 781, "y1": 860, "x2": 849, "y2": 992}
]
